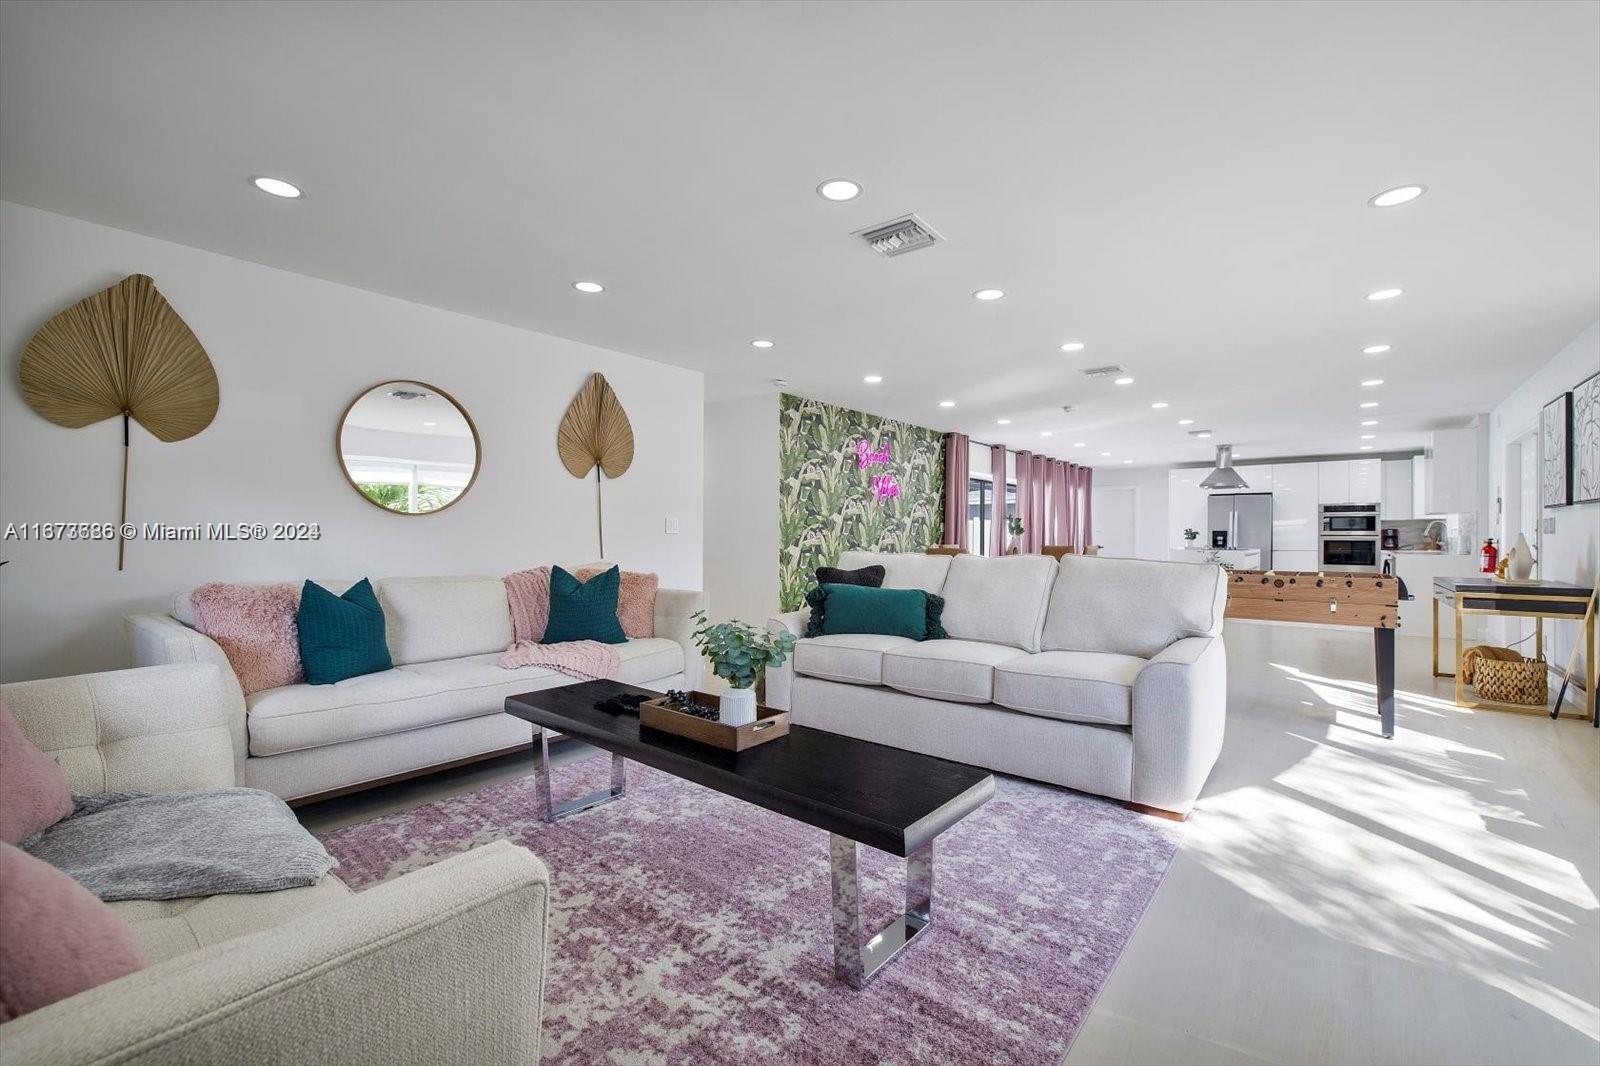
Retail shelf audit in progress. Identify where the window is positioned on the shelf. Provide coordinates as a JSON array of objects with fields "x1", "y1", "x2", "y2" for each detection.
[{"x1": 967, "y1": 477, "x2": 1019, "y2": 555}]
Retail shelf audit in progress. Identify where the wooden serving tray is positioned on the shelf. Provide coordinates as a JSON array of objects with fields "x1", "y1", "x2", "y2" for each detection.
[{"x1": 639, "y1": 690, "x2": 790, "y2": 752}]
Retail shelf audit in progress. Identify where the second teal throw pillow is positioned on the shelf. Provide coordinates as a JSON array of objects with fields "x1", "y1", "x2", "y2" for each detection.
[
  {"x1": 297, "y1": 578, "x2": 392, "y2": 685},
  {"x1": 806, "y1": 583, "x2": 946, "y2": 641},
  {"x1": 542, "y1": 565, "x2": 628, "y2": 645}
]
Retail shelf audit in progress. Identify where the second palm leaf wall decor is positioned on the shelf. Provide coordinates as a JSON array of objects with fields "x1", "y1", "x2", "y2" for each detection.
[
  {"x1": 18, "y1": 274, "x2": 219, "y2": 570},
  {"x1": 557, "y1": 372, "x2": 634, "y2": 557}
]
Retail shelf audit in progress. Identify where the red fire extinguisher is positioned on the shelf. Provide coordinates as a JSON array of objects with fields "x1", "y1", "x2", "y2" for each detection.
[{"x1": 1480, "y1": 538, "x2": 1498, "y2": 573}]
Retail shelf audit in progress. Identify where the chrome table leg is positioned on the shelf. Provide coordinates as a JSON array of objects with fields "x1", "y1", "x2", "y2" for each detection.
[
  {"x1": 830, "y1": 834, "x2": 934, "y2": 988},
  {"x1": 533, "y1": 728, "x2": 627, "y2": 823}
]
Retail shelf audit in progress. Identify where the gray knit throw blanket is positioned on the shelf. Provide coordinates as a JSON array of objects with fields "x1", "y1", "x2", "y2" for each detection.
[{"x1": 24, "y1": 788, "x2": 337, "y2": 901}]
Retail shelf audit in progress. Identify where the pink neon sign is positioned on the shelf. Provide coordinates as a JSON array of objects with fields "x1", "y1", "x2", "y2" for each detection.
[{"x1": 855, "y1": 439, "x2": 901, "y2": 500}]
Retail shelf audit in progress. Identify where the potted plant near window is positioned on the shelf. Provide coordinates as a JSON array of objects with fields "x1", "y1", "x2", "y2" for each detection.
[
  {"x1": 1006, "y1": 515, "x2": 1024, "y2": 554},
  {"x1": 691, "y1": 611, "x2": 797, "y2": 725}
]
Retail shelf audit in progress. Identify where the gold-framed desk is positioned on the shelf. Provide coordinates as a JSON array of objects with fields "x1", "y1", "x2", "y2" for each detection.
[{"x1": 1432, "y1": 576, "x2": 1596, "y2": 725}]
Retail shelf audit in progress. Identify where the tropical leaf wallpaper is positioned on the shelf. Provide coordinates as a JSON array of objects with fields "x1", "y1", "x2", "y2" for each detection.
[{"x1": 778, "y1": 394, "x2": 945, "y2": 611}]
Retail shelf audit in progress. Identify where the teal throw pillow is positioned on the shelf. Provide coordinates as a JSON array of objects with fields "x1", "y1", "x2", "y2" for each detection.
[
  {"x1": 542, "y1": 565, "x2": 627, "y2": 645},
  {"x1": 807, "y1": 583, "x2": 946, "y2": 641},
  {"x1": 297, "y1": 578, "x2": 392, "y2": 685}
]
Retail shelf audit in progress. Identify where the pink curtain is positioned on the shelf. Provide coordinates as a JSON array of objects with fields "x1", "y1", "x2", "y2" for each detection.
[
  {"x1": 942, "y1": 433, "x2": 970, "y2": 549},
  {"x1": 1014, "y1": 450, "x2": 1033, "y2": 554},
  {"x1": 1029, "y1": 454, "x2": 1047, "y2": 553},
  {"x1": 990, "y1": 443, "x2": 1008, "y2": 556},
  {"x1": 1080, "y1": 465, "x2": 1093, "y2": 550}
]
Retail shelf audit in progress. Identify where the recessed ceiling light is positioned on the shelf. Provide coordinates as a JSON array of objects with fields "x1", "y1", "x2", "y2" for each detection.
[
  {"x1": 1040, "y1": 431, "x2": 1054, "y2": 437},
  {"x1": 816, "y1": 179, "x2": 862, "y2": 202},
  {"x1": 1366, "y1": 288, "x2": 1403, "y2": 301},
  {"x1": 1114, "y1": 376, "x2": 1134, "y2": 386},
  {"x1": 1151, "y1": 401, "x2": 1169, "y2": 409},
  {"x1": 1100, "y1": 451, "x2": 1113, "y2": 458},
  {"x1": 939, "y1": 400, "x2": 956, "y2": 408},
  {"x1": 1363, "y1": 344, "x2": 1391, "y2": 354},
  {"x1": 1359, "y1": 445, "x2": 1375, "y2": 451},
  {"x1": 1122, "y1": 459, "x2": 1133, "y2": 464},
  {"x1": 1361, "y1": 434, "x2": 1376, "y2": 440},
  {"x1": 750, "y1": 339, "x2": 774, "y2": 349},
  {"x1": 1361, "y1": 401, "x2": 1380, "y2": 408},
  {"x1": 863, "y1": 374, "x2": 882, "y2": 384},
  {"x1": 573, "y1": 281, "x2": 604, "y2": 293},
  {"x1": 1362, "y1": 378, "x2": 1384, "y2": 387},
  {"x1": 996, "y1": 418, "x2": 1012, "y2": 425},
  {"x1": 1060, "y1": 341, "x2": 1085, "y2": 352},
  {"x1": 973, "y1": 288, "x2": 1005, "y2": 301},
  {"x1": 251, "y1": 176, "x2": 302, "y2": 198},
  {"x1": 1369, "y1": 184, "x2": 1426, "y2": 207},
  {"x1": 1362, "y1": 419, "x2": 1379, "y2": 426},
  {"x1": 1178, "y1": 418, "x2": 1194, "y2": 425},
  {"x1": 1073, "y1": 441, "x2": 1086, "y2": 447},
  {"x1": 422, "y1": 421, "x2": 437, "y2": 427},
  {"x1": 1196, "y1": 432, "x2": 1213, "y2": 439}
]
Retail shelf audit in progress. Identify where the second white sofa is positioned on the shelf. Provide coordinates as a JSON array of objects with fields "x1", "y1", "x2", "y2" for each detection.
[
  {"x1": 767, "y1": 550, "x2": 1227, "y2": 816},
  {"x1": 129, "y1": 572, "x2": 705, "y2": 804}
]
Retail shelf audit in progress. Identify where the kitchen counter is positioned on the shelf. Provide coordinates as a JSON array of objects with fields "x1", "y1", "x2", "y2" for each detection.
[{"x1": 1171, "y1": 548, "x2": 1261, "y2": 568}]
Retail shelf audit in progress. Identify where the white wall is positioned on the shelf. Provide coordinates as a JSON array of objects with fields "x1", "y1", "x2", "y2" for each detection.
[
  {"x1": 1087, "y1": 466, "x2": 1170, "y2": 560},
  {"x1": 1487, "y1": 321, "x2": 1599, "y2": 698},
  {"x1": 703, "y1": 389, "x2": 778, "y2": 625},
  {"x1": 0, "y1": 202, "x2": 704, "y2": 681}
]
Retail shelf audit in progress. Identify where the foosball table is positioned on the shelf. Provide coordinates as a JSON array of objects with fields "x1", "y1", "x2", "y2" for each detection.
[{"x1": 1224, "y1": 569, "x2": 1403, "y2": 738}]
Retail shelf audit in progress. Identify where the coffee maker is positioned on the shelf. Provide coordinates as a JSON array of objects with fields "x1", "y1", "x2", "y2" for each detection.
[{"x1": 1381, "y1": 527, "x2": 1400, "y2": 550}]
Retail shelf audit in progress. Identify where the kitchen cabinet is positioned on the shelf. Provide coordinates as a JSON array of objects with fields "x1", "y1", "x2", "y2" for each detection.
[
  {"x1": 1421, "y1": 425, "x2": 1480, "y2": 515},
  {"x1": 1273, "y1": 548, "x2": 1318, "y2": 572},
  {"x1": 1381, "y1": 460, "x2": 1414, "y2": 520},
  {"x1": 1167, "y1": 470, "x2": 1209, "y2": 550},
  {"x1": 1271, "y1": 461, "x2": 1319, "y2": 550},
  {"x1": 1348, "y1": 459, "x2": 1381, "y2": 504},
  {"x1": 1318, "y1": 461, "x2": 1350, "y2": 504}
]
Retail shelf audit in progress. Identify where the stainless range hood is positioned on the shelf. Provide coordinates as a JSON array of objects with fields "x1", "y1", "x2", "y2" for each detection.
[{"x1": 1199, "y1": 444, "x2": 1249, "y2": 490}]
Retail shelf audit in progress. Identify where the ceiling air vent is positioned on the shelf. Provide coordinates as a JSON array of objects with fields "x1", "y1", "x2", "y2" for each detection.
[
  {"x1": 1080, "y1": 365, "x2": 1124, "y2": 379},
  {"x1": 853, "y1": 214, "x2": 943, "y2": 258}
]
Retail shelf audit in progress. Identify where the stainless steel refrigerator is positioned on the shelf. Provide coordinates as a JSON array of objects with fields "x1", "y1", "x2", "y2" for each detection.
[{"x1": 1207, "y1": 492, "x2": 1273, "y2": 569}]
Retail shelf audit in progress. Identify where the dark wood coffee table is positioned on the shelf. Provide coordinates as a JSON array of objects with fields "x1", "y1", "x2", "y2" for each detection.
[{"x1": 505, "y1": 679, "x2": 994, "y2": 988}]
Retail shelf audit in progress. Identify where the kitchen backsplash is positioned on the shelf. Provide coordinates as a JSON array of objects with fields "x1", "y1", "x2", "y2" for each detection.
[{"x1": 1383, "y1": 514, "x2": 1477, "y2": 554}]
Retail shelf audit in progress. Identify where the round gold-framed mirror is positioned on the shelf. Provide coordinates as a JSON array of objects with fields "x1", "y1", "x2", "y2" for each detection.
[{"x1": 337, "y1": 381, "x2": 480, "y2": 514}]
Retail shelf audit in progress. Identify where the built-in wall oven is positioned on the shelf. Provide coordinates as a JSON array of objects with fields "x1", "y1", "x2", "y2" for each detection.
[{"x1": 1318, "y1": 503, "x2": 1381, "y2": 571}]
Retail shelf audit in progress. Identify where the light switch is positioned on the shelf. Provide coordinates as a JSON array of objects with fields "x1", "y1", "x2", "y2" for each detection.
[
  {"x1": 664, "y1": 516, "x2": 680, "y2": 535},
  {"x1": 1544, "y1": 516, "x2": 1556, "y2": 534}
]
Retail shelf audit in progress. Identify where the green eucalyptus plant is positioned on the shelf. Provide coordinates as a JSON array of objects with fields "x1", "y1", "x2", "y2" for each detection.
[{"x1": 691, "y1": 610, "x2": 797, "y2": 691}]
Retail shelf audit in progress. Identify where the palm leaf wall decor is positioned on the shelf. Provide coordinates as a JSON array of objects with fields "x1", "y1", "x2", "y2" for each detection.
[
  {"x1": 557, "y1": 372, "x2": 634, "y2": 556},
  {"x1": 19, "y1": 274, "x2": 219, "y2": 569}
]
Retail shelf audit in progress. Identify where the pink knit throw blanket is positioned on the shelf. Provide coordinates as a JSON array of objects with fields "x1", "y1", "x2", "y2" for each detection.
[{"x1": 498, "y1": 639, "x2": 620, "y2": 681}]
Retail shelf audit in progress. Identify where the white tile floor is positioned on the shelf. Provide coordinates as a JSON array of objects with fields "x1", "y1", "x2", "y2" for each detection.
[{"x1": 297, "y1": 621, "x2": 1600, "y2": 1065}]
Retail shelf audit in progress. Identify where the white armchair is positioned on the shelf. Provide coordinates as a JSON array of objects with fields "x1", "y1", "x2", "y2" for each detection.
[{"x1": 0, "y1": 663, "x2": 550, "y2": 1066}]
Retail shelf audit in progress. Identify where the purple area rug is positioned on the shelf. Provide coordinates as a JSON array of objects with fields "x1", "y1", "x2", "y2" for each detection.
[{"x1": 319, "y1": 753, "x2": 1182, "y2": 1064}]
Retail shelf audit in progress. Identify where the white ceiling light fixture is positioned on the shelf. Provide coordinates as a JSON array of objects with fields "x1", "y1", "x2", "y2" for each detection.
[
  {"x1": 1178, "y1": 418, "x2": 1194, "y2": 425},
  {"x1": 1362, "y1": 419, "x2": 1379, "y2": 426},
  {"x1": 863, "y1": 374, "x2": 882, "y2": 384},
  {"x1": 939, "y1": 400, "x2": 956, "y2": 408},
  {"x1": 1151, "y1": 401, "x2": 1169, "y2": 409},
  {"x1": 1060, "y1": 341, "x2": 1085, "y2": 352},
  {"x1": 1361, "y1": 434, "x2": 1376, "y2": 440},
  {"x1": 1195, "y1": 432, "x2": 1213, "y2": 439},
  {"x1": 750, "y1": 339, "x2": 774, "y2": 349},
  {"x1": 1114, "y1": 376, "x2": 1134, "y2": 386},
  {"x1": 1040, "y1": 431, "x2": 1054, "y2": 437},
  {"x1": 996, "y1": 418, "x2": 1012, "y2": 425},
  {"x1": 1369, "y1": 184, "x2": 1426, "y2": 207},
  {"x1": 573, "y1": 280, "x2": 604, "y2": 293},
  {"x1": 816, "y1": 179, "x2": 862, "y2": 202},
  {"x1": 1361, "y1": 401, "x2": 1380, "y2": 408},
  {"x1": 1363, "y1": 344, "x2": 1391, "y2": 354},
  {"x1": 422, "y1": 421, "x2": 438, "y2": 427},
  {"x1": 1360, "y1": 445, "x2": 1375, "y2": 451},
  {"x1": 1122, "y1": 459, "x2": 1133, "y2": 464},
  {"x1": 1073, "y1": 441, "x2": 1086, "y2": 447},
  {"x1": 1362, "y1": 378, "x2": 1384, "y2": 387},
  {"x1": 973, "y1": 288, "x2": 1005, "y2": 301},
  {"x1": 1366, "y1": 288, "x2": 1404, "y2": 301},
  {"x1": 251, "y1": 176, "x2": 302, "y2": 198}
]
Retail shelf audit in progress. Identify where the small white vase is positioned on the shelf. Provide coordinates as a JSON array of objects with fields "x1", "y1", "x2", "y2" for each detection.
[
  {"x1": 1508, "y1": 532, "x2": 1535, "y2": 580},
  {"x1": 719, "y1": 686, "x2": 757, "y2": 726}
]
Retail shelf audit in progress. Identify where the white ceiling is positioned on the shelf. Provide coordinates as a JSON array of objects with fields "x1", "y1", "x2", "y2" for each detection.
[{"x1": 2, "y1": 1, "x2": 1596, "y2": 467}]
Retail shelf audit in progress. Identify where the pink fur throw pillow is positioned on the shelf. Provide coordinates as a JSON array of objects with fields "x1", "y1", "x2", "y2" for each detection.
[
  {"x1": 504, "y1": 567, "x2": 553, "y2": 643},
  {"x1": 578, "y1": 567, "x2": 658, "y2": 639},
  {"x1": 0, "y1": 842, "x2": 148, "y2": 1021},
  {"x1": 189, "y1": 582, "x2": 304, "y2": 696},
  {"x1": 0, "y1": 697, "x2": 74, "y2": 846}
]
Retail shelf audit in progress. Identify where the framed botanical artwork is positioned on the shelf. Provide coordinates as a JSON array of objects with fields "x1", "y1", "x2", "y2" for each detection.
[
  {"x1": 1574, "y1": 370, "x2": 1600, "y2": 505},
  {"x1": 1540, "y1": 392, "x2": 1571, "y2": 507}
]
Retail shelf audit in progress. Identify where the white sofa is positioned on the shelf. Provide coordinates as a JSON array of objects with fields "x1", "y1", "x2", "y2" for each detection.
[
  {"x1": 129, "y1": 573, "x2": 705, "y2": 803},
  {"x1": 767, "y1": 551, "x2": 1227, "y2": 816},
  {"x1": 0, "y1": 662, "x2": 549, "y2": 1066}
]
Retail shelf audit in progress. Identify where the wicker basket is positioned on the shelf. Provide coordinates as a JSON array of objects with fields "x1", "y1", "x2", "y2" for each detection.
[
  {"x1": 1461, "y1": 644, "x2": 1522, "y2": 686},
  {"x1": 1472, "y1": 654, "x2": 1548, "y2": 705}
]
